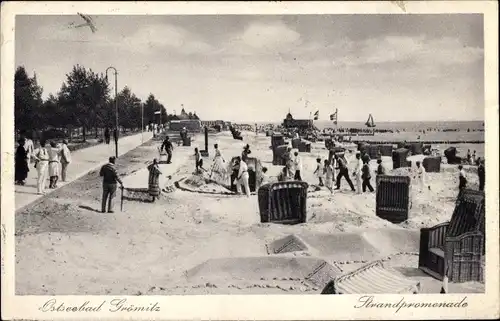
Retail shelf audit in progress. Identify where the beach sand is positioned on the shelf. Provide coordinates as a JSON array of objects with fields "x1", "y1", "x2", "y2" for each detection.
[{"x1": 15, "y1": 130, "x2": 485, "y2": 295}]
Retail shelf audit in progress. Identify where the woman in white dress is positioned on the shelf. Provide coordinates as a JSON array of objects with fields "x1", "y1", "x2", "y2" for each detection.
[
  {"x1": 47, "y1": 141, "x2": 61, "y2": 188},
  {"x1": 210, "y1": 144, "x2": 227, "y2": 183}
]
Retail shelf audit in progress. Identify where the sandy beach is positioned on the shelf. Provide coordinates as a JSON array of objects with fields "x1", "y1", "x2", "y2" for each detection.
[{"x1": 14, "y1": 129, "x2": 485, "y2": 295}]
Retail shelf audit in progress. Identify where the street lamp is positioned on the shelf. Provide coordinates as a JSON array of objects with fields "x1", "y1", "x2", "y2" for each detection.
[{"x1": 105, "y1": 66, "x2": 118, "y2": 158}]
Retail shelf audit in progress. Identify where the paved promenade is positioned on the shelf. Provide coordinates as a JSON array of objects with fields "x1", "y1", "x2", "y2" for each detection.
[{"x1": 15, "y1": 132, "x2": 154, "y2": 211}]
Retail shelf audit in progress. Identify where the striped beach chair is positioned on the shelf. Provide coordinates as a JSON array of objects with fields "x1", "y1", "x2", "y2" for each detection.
[
  {"x1": 418, "y1": 189, "x2": 485, "y2": 283},
  {"x1": 258, "y1": 181, "x2": 308, "y2": 225},
  {"x1": 375, "y1": 175, "x2": 412, "y2": 224}
]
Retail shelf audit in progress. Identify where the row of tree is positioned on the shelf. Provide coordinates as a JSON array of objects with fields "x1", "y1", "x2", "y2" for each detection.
[{"x1": 15, "y1": 64, "x2": 173, "y2": 141}]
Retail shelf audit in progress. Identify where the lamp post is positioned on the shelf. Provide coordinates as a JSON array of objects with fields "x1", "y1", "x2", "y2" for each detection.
[{"x1": 106, "y1": 66, "x2": 118, "y2": 158}]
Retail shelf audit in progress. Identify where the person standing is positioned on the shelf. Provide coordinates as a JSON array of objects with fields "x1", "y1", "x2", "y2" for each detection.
[
  {"x1": 313, "y1": 158, "x2": 324, "y2": 186},
  {"x1": 210, "y1": 143, "x2": 226, "y2": 181},
  {"x1": 236, "y1": 156, "x2": 250, "y2": 197},
  {"x1": 22, "y1": 132, "x2": 34, "y2": 166},
  {"x1": 466, "y1": 149, "x2": 471, "y2": 164},
  {"x1": 353, "y1": 152, "x2": 363, "y2": 194},
  {"x1": 113, "y1": 128, "x2": 118, "y2": 146},
  {"x1": 33, "y1": 141, "x2": 49, "y2": 195},
  {"x1": 194, "y1": 148, "x2": 206, "y2": 173},
  {"x1": 293, "y1": 151, "x2": 302, "y2": 181},
  {"x1": 259, "y1": 167, "x2": 269, "y2": 187},
  {"x1": 324, "y1": 159, "x2": 334, "y2": 194},
  {"x1": 376, "y1": 159, "x2": 386, "y2": 175},
  {"x1": 160, "y1": 136, "x2": 173, "y2": 164},
  {"x1": 104, "y1": 127, "x2": 111, "y2": 145},
  {"x1": 477, "y1": 159, "x2": 485, "y2": 191},
  {"x1": 458, "y1": 165, "x2": 467, "y2": 191},
  {"x1": 59, "y1": 140, "x2": 71, "y2": 182},
  {"x1": 147, "y1": 158, "x2": 162, "y2": 202},
  {"x1": 242, "y1": 144, "x2": 251, "y2": 163},
  {"x1": 361, "y1": 158, "x2": 374, "y2": 192},
  {"x1": 47, "y1": 141, "x2": 61, "y2": 189},
  {"x1": 415, "y1": 161, "x2": 427, "y2": 192},
  {"x1": 99, "y1": 156, "x2": 123, "y2": 213},
  {"x1": 15, "y1": 138, "x2": 29, "y2": 185},
  {"x1": 335, "y1": 154, "x2": 356, "y2": 192}
]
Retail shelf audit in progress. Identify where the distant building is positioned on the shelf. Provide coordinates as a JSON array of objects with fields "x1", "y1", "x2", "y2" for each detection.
[{"x1": 282, "y1": 112, "x2": 313, "y2": 129}]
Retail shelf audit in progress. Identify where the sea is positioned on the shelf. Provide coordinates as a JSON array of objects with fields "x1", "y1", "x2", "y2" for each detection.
[{"x1": 253, "y1": 120, "x2": 484, "y2": 132}]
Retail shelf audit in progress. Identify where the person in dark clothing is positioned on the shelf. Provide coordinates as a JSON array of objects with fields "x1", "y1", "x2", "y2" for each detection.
[
  {"x1": 334, "y1": 154, "x2": 355, "y2": 191},
  {"x1": 104, "y1": 127, "x2": 111, "y2": 144},
  {"x1": 113, "y1": 128, "x2": 118, "y2": 145},
  {"x1": 99, "y1": 156, "x2": 123, "y2": 213},
  {"x1": 376, "y1": 159, "x2": 386, "y2": 175},
  {"x1": 242, "y1": 144, "x2": 251, "y2": 163},
  {"x1": 15, "y1": 138, "x2": 29, "y2": 185},
  {"x1": 458, "y1": 165, "x2": 467, "y2": 191},
  {"x1": 160, "y1": 136, "x2": 173, "y2": 164},
  {"x1": 477, "y1": 159, "x2": 485, "y2": 191},
  {"x1": 361, "y1": 159, "x2": 374, "y2": 192}
]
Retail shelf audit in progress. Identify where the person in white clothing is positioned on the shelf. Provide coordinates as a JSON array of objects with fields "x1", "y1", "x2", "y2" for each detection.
[
  {"x1": 313, "y1": 158, "x2": 324, "y2": 186},
  {"x1": 47, "y1": 141, "x2": 61, "y2": 188},
  {"x1": 415, "y1": 161, "x2": 427, "y2": 192},
  {"x1": 33, "y1": 141, "x2": 49, "y2": 195},
  {"x1": 60, "y1": 140, "x2": 71, "y2": 182},
  {"x1": 23, "y1": 135, "x2": 34, "y2": 165},
  {"x1": 353, "y1": 152, "x2": 363, "y2": 194},
  {"x1": 293, "y1": 151, "x2": 302, "y2": 181},
  {"x1": 235, "y1": 157, "x2": 250, "y2": 197}
]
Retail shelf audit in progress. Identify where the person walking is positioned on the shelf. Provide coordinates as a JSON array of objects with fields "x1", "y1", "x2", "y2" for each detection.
[
  {"x1": 458, "y1": 165, "x2": 467, "y2": 191},
  {"x1": 113, "y1": 128, "x2": 118, "y2": 146},
  {"x1": 361, "y1": 158, "x2": 374, "y2": 192},
  {"x1": 99, "y1": 156, "x2": 123, "y2": 213},
  {"x1": 194, "y1": 148, "x2": 206, "y2": 174},
  {"x1": 313, "y1": 158, "x2": 324, "y2": 186},
  {"x1": 335, "y1": 154, "x2": 356, "y2": 192},
  {"x1": 353, "y1": 152, "x2": 363, "y2": 194},
  {"x1": 15, "y1": 138, "x2": 29, "y2": 185},
  {"x1": 477, "y1": 159, "x2": 485, "y2": 191},
  {"x1": 47, "y1": 141, "x2": 61, "y2": 189},
  {"x1": 60, "y1": 140, "x2": 71, "y2": 182},
  {"x1": 33, "y1": 141, "x2": 49, "y2": 195},
  {"x1": 104, "y1": 127, "x2": 111, "y2": 144},
  {"x1": 293, "y1": 151, "x2": 302, "y2": 181},
  {"x1": 147, "y1": 158, "x2": 162, "y2": 202},
  {"x1": 160, "y1": 136, "x2": 173, "y2": 164},
  {"x1": 236, "y1": 156, "x2": 250, "y2": 197}
]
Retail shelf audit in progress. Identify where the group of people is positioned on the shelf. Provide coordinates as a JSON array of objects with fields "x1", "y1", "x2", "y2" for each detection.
[
  {"x1": 103, "y1": 127, "x2": 118, "y2": 145},
  {"x1": 15, "y1": 134, "x2": 72, "y2": 195}
]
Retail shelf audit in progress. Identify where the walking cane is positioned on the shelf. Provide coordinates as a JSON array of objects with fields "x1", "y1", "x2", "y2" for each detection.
[{"x1": 120, "y1": 185, "x2": 124, "y2": 211}]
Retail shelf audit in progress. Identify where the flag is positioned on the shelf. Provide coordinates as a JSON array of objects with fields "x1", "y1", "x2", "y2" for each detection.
[
  {"x1": 330, "y1": 109, "x2": 338, "y2": 125},
  {"x1": 154, "y1": 110, "x2": 161, "y2": 115},
  {"x1": 313, "y1": 110, "x2": 319, "y2": 120}
]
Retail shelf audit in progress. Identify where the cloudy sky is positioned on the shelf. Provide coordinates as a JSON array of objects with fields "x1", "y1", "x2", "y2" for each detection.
[{"x1": 16, "y1": 14, "x2": 484, "y2": 122}]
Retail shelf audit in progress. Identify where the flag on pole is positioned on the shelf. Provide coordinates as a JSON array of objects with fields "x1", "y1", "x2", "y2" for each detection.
[
  {"x1": 313, "y1": 110, "x2": 319, "y2": 120},
  {"x1": 330, "y1": 109, "x2": 338, "y2": 125},
  {"x1": 154, "y1": 110, "x2": 161, "y2": 115}
]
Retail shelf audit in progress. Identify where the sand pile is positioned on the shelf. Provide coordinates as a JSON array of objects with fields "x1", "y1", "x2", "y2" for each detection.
[{"x1": 181, "y1": 174, "x2": 233, "y2": 194}]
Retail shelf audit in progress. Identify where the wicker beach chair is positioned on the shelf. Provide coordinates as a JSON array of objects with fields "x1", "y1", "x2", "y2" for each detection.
[
  {"x1": 321, "y1": 260, "x2": 421, "y2": 294},
  {"x1": 410, "y1": 142, "x2": 424, "y2": 155},
  {"x1": 271, "y1": 133, "x2": 285, "y2": 149},
  {"x1": 291, "y1": 138, "x2": 301, "y2": 149},
  {"x1": 272, "y1": 145, "x2": 288, "y2": 166},
  {"x1": 229, "y1": 157, "x2": 262, "y2": 194},
  {"x1": 375, "y1": 175, "x2": 412, "y2": 224},
  {"x1": 258, "y1": 181, "x2": 308, "y2": 224},
  {"x1": 298, "y1": 140, "x2": 311, "y2": 153},
  {"x1": 367, "y1": 144, "x2": 380, "y2": 159},
  {"x1": 392, "y1": 148, "x2": 411, "y2": 169},
  {"x1": 378, "y1": 144, "x2": 394, "y2": 157},
  {"x1": 325, "y1": 138, "x2": 334, "y2": 150},
  {"x1": 422, "y1": 156, "x2": 442, "y2": 172},
  {"x1": 418, "y1": 189, "x2": 485, "y2": 282}
]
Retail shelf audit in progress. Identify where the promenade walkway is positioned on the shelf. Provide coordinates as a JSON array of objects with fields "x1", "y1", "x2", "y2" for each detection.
[{"x1": 15, "y1": 132, "x2": 154, "y2": 211}]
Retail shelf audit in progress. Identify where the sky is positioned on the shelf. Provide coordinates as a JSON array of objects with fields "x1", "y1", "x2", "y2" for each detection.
[{"x1": 15, "y1": 14, "x2": 484, "y2": 122}]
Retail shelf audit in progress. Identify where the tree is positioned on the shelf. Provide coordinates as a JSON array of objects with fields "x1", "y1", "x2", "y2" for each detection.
[
  {"x1": 15, "y1": 66, "x2": 44, "y2": 133},
  {"x1": 57, "y1": 65, "x2": 110, "y2": 141},
  {"x1": 143, "y1": 93, "x2": 167, "y2": 126},
  {"x1": 116, "y1": 87, "x2": 142, "y2": 131}
]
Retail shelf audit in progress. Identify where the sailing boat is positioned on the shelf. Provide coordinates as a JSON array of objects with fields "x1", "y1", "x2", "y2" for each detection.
[{"x1": 365, "y1": 114, "x2": 376, "y2": 128}]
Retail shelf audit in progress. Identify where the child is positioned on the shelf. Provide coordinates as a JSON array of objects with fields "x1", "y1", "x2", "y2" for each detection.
[
  {"x1": 313, "y1": 158, "x2": 324, "y2": 186},
  {"x1": 259, "y1": 167, "x2": 269, "y2": 187},
  {"x1": 376, "y1": 159, "x2": 386, "y2": 175},
  {"x1": 194, "y1": 148, "x2": 205, "y2": 174},
  {"x1": 458, "y1": 165, "x2": 467, "y2": 191}
]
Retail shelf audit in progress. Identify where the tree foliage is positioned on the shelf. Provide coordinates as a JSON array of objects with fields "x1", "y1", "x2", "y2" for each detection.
[{"x1": 15, "y1": 66, "x2": 44, "y2": 131}]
